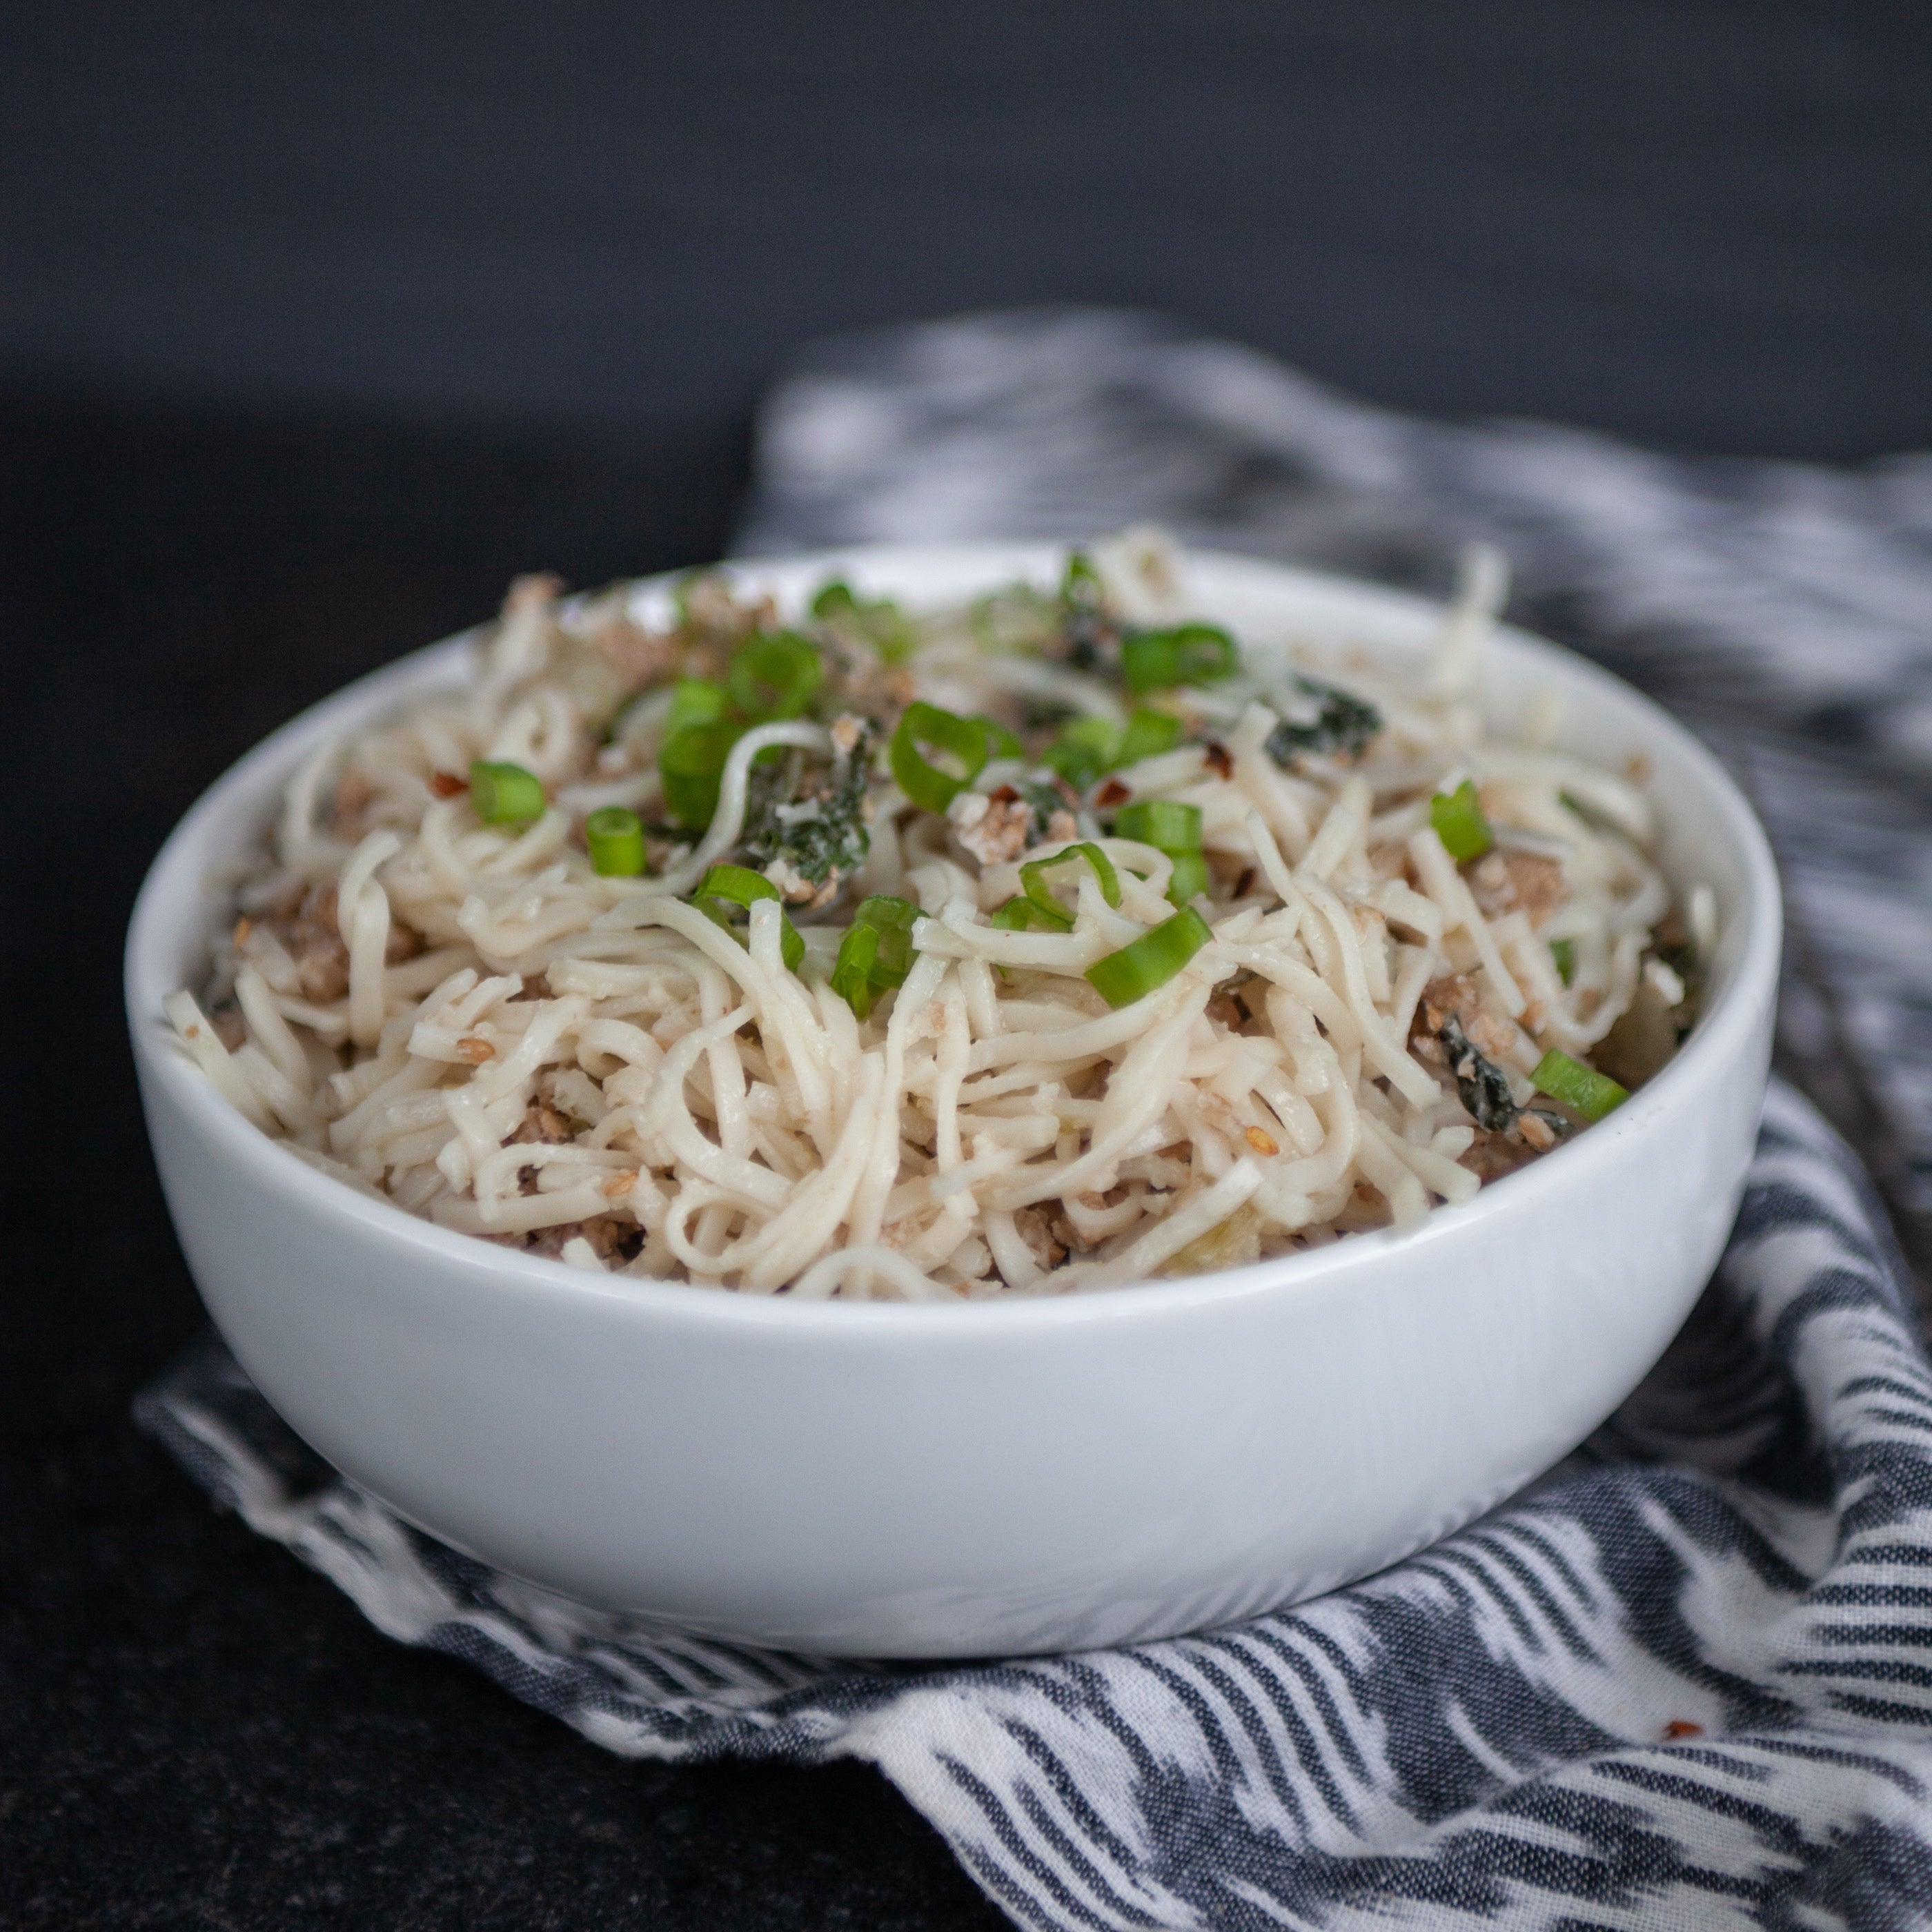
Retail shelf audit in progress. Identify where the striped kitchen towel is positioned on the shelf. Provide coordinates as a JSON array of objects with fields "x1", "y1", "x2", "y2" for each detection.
[
  {"x1": 137, "y1": 1081, "x2": 1932, "y2": 1926},
  {"x1": 141, "y1": 308, "x2": 1932, "y2": 1926}
]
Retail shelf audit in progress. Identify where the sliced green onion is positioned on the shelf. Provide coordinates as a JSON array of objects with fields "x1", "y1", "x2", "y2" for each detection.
[
  {"x1": 1114, "y1": 708, "x2": 1185, "y2": 767},
  {"x1": 1060, "y1": 549, "x2": 1104, "y2": 607},
  {"x1": 1112, "y1": 799, "x2": 1203, "y2": 851},
  {"x1": 1163, "y1": 850, "x2": 1212, "y2": 906},
  {"x1": 830, "y1": 894, "x2": 920, "y2": 1018},
  {"x1": 1021, "y1": 843, "x2": 1122, "y2": 929},
  {"x1": 1550, "y1": 937, "x2": 1577, "y2": 987},
  {"x1": 660, "y1": 720, "x2": 743, "y2": 829},
  {"x1": 974, "y1": 716, "x2": 1025, "y2": 760},
  {"x1": 664, "y1": 677, "x2": 731, "y2": 738},
  {"x1": 691, "y1": 863, "x2": 805, "y2": 973},
  {"x1": 1530, "y1": 1049, "x2": 1628, "y2": 1122},
  {"x1": 1043, "y1": 716, "x2": 1120, "y2": 790},
  {"x1": 1110, "y1": 800, "x2": 1205, "y2": 907},
  {"x1": 469, "y1": 760, "x2": 547, "y2": 826},
  {"x1": 585, "y1": 806, "x2": 645, "y2": 877},
  {"x1": 891, "y1": 702, "x2": 989, "y2": 811},
  {"x1": 729, "y1": 631, "x2": 822, "y2": 721},
  {"x1": 1085, "y1": 907, "x2": 1215, "y2": 1009},
  {"x1": 1120, "y1": 623, "x2": 1238, "y2": 698},
  {"x1": 1430, "y1": 778, "x2": 1493, "y2": 861},
  {"x1": 988, "y1": 896, "x2": 1066, "y2": 931},
  {"x1": 811, "y1": 580, "x2": 916, "y2": 664}
]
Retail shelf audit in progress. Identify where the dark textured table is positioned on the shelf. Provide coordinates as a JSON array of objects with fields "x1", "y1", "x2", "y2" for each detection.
[{"x1": 0, "y1": 397, "x2": 1005, "y2": 1929}]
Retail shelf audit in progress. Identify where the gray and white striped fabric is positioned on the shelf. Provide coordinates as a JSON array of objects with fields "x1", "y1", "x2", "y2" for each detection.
[{"x1": 141, "y1": 310, "x2": 1932, "y2": 1927}]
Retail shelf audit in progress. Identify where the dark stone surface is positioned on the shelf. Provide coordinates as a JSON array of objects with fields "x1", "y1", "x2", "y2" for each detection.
[{"x1": 0, "y1": 397, "x2": 1002, "y2": 1929}]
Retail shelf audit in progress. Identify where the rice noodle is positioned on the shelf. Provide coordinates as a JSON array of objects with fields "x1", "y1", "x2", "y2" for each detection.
[{"x1": 168, "y1": 537, "x2": 1702, "y2": 1299}]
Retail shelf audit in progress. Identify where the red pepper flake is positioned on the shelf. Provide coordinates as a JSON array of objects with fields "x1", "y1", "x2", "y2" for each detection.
[
  {"x1": 1664, "y1": 1719, "x2": 1703, "y2": 1739},
  {"x1": 1203, "y1": 741, "x2": 1233, "y2": 780},
  {"x1": 430, "y1": 770, "x2": 469, "y2": 798},
  {"x1": 1094, "y1": 777, "x2": 1132, "y2": 809}
]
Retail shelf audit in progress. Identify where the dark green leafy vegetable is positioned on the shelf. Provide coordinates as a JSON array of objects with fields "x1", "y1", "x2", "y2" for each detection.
[
  {"x1": 691, "y1": 864, "x2": 805, "y2": 973},
  {"x1": 1438, "y1": 1016, "x2": 1519, "y2": 1132},
  {"x1": 1085, "y1": 907, "x2": 1214, "y2": 1008},
  {"x1": 1264, "y1": 674, "x2": 1383, "y2": 765},
  {"x1": 1549, "y1": 937, "x2": 1577, "y2": 986},
  {"x1": 469, "y1": 760, "x2": 546, "y2": 826},
  {"x1": 585, "y1": 806, "x2": 645, "y2": 877},
  {"x1": 1430, "y1": 779, "x2": 1493, "y2": 861},
  {"x1": 830, "y1": 895, "x2": 920, "y2": 1018},
  {"x1": 738, "y1": 722, "x2": 875, "y2": 889},
  {"x1": 891, "y1": 702, "x2": 989, "y2": 811}
]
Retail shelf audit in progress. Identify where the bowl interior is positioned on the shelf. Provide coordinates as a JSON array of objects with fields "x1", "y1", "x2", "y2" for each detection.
[{"x1": 127, "y1": 542, "x2": 1780, "y2": 1318}]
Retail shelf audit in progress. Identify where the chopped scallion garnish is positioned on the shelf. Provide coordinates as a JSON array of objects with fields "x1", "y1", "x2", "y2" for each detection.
[
  {"x1": 1043, "y1": 716, "x2": 1121, "y2": 790},
  {"x1": 1085, "y1": 906, "x2": 1214, "y2": 1008},
  {"x1": 1020, "y1": 843, "x2": 1122, "y2": 928},
  {"x1": 988, "y1": 896, "x2": 1066, "y2": 931},
  {"x1": 1530, "y1": 1049, "x2": 1628, "y2": 1122},
  {"x1": 1111, "y1": 798, "x2": 1203, "y2": 851},
  {"x1": 890, "y1": 702, "x2": 989, "y2": 811},
  {"x1": 660, "y1": 720, "x2": 744, "y2": 829},
  {"x1": 830, "y1": 895, "x2": 920, "y2": 1018},
  {"x1": 691, "y1": 863, "x2": 805, "y2": 973},
  {"x1": 1430, "y1": 778, "x2": 1492, "y2": 861},
  {"x1": 1111, "y1": 798, "x2": 1206, "y2": 907},
  {"x1": 469, "y1": 760, "x2": 547, "y2": 826},
  {"x1": 585, "y1": 806, "x2": 646, "y2": 877},
  {"x1": 728, "y1": 631, "x2": 822, "y2": 722},
  {"x1": 664, "y1": 677, "x2": 731, "y2": 738},
  {"x1": 1550, "y1": 937, "x2": 1576, "y2": 986},
  {"x1": 1120, "y1": 624, "x2": 1238, "y2": 698}
]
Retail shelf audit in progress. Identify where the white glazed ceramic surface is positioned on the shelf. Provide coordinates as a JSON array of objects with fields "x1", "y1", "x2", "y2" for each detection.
[{"x1": 127, "y1": 547, "x2": 1781, "y2": 1657}]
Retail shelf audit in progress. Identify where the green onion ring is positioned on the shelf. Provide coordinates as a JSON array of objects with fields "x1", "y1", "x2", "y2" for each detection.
[
  {"x1": 890, "y1": 702, "x2": 989, "y2": 811},
  {"x1": 1020, "y1": 842, "x2": 1122, "y2": 926},
  {"x1": 1111, "y1": 799, "x2": 1203, "y2": 851},
  {"x1": 1113, "y1": 708, "x2": 1185, "y2": 767},
  {"x1": 691, "y1": 863, "x2": 805, "y2": 973},
  {"x1": 1429, "y1": 778, "x2": 1493, "y2": 861},
  {"x1": 830, "y1": 895, "x2": 921, "y2": 1018},
  {"x1": 1530, "y1": 1049, "x2": 1628, "y2": 1122},
  {"x1": 1085, "y1": 906, "x2": 1215, "y2": 1008},
  {"x1": 1120, "y1": 623, "x2": 1238, "y2": 698},
  {"x1": 584, "y1": 805, "x2": 646, "y2": 877},
  {"x1": 727, "y1": 631, "x2": 822, "y2": 722},
  {"x1": 469, "y1": 760, "x2": 547, "y2": 826},
  {"x1": 660, "y1": 720, "x2": 744, "y2": 829}
]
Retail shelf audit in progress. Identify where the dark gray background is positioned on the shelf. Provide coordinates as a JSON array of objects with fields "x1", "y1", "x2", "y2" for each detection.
[
  {"x1": 6, "y1": 4, "x2": 1929, "y2": 1926},
  {"x1": 9, "y1": 0, "x2": 1932, "y2": 458}
]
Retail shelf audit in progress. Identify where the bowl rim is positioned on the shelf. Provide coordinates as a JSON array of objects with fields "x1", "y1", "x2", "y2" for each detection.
[{"x1": 126, "y1": 542, "x2": 1784, "y2": 1333}]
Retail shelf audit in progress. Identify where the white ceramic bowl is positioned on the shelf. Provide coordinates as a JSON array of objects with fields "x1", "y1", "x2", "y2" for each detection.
[{"x1": 127, "y1": 545, "x2": 1780, "y2": 1658}]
